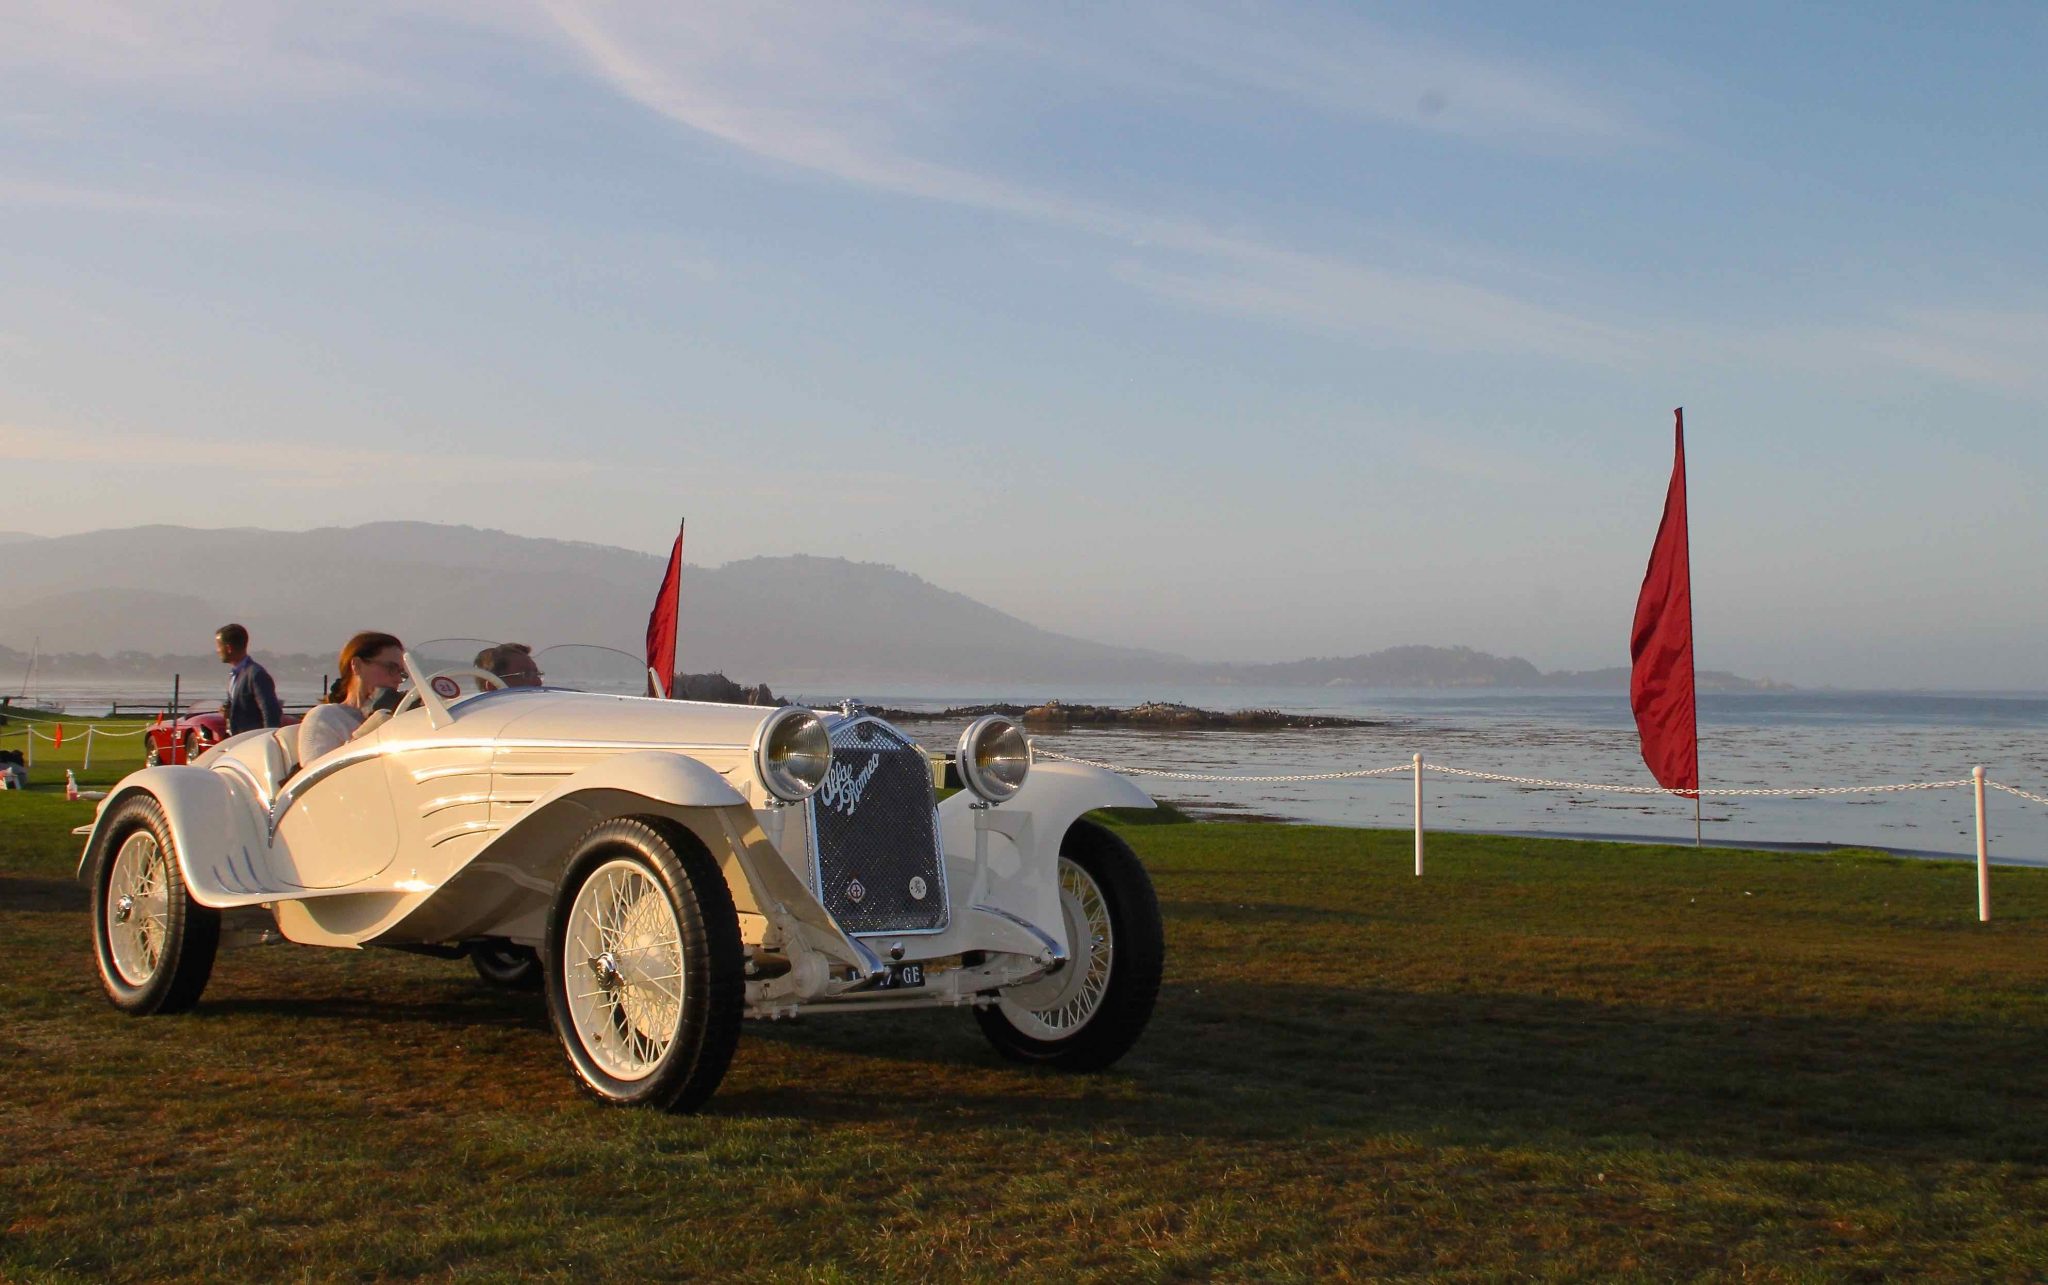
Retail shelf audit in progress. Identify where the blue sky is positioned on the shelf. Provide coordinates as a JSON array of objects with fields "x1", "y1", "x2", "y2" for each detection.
[{"x1": 3, "y1": 2, "x2": 2043, "y2": 687}]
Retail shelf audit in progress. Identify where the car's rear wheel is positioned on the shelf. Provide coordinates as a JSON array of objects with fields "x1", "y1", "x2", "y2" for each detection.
[
  {"x1": 89, "y1": 794, "x2": 220, "y2": 1015},
  {"x1": 543, "y1": 819, "x2": 743, "y2": 1111},
  {"x1": 181, "y1": 731, "x2": 199, "y2": 765},
  {"x1": 974, "y1": 820, "x2": 1163, "y2": 1071},
  {"x1": 470, "y1": 940, "x2": 542, "y2": 990}
]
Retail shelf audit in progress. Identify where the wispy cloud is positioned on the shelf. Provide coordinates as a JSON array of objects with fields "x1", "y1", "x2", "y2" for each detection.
[
  {"x1": 538, "y1": 2, "x2": 1645, "y2": 360},
  {"x1": 0, "y1": 422, "x2": 600, "y2": 489},
  {"x1": 1060, "y1": 2, "x2": 1651, "y2": 147},
  {"x1": 1739, "y1": 307, "x2": 2048, "y2": 403},
  {"x1": 0, "y1": 176, "x2": 224, "y2": 215}
]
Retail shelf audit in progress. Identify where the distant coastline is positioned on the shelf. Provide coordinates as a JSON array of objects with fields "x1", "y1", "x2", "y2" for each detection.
[{"x1": 0, "y1": 640, "x2": 1788, "y2": 694}]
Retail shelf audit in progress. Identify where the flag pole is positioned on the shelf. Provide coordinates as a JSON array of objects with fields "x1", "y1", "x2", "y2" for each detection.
[{"x1": 1686, "y1": 410, "x2": 1700, "y2": 847}]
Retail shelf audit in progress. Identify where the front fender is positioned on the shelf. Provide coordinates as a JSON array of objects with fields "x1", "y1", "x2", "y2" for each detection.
[
  {"x1": 376, "y1": 752, "x2": 881, "y2": 978},
  {"x1": 937, "y1": 760, "x2": 1154, "y2": 958},
  {"x1": 75, "y1": 767, "x2": 271, "y2": 909}
]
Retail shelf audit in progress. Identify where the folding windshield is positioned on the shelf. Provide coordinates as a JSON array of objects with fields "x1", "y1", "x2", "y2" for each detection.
[{"x1": 410, "y1": 639, "x2": 650, "y2": 696}]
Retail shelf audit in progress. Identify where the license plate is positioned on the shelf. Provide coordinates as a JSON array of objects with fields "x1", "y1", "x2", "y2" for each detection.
[{"x1": 874, "y1": 961, "x2": 925, "y2": 990}]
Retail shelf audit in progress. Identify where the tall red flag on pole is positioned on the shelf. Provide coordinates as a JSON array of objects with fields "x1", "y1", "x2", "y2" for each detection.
[
  {"x1": 1630, "y1": 410, "x2": 1698, "y2": 798},
  {"x1": 645, "y1": 519, "x2": 684, "y2": 699}
]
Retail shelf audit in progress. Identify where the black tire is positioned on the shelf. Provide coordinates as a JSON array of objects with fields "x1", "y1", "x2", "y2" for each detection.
[
  {"x1": 542, "y1": 818, "x2": 744, "y2": 1112},
  {"x1": 974, "y1": 819, "x2": 1163, "y2": 1071},
  {"x1": 181, "y1": 732, "x2": 199, "y2": 765},
  {"x1": 88, "y1": 793, "x2": 220, "y2": 1015},
  {"x1": 469, "y1": 941, "x2": 543, "y2": 990},
  {"x1": 144, "y1": 735, "x2": 163, "y2": 768}
]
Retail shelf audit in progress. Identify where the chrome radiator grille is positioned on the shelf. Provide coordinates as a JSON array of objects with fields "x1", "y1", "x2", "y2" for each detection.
[{"x1": 807, "y1": 715, "x2": 948, "y2": 935}]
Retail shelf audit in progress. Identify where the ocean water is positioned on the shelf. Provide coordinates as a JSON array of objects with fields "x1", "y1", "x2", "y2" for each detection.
[
  {"x1": 847, "y1": 687, "x2": 2048, "y2": 865},
  {"x1": 16, "y1": 678, "x2": 2046, "y2": 863}
]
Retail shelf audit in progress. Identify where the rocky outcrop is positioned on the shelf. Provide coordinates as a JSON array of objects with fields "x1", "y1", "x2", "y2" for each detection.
[
  {"x1": 673, "y1": 672, "x2": 786, "y2": 706},
  {"x1": 870, "y1": 700, "x2": 1374, "y2": 730}
]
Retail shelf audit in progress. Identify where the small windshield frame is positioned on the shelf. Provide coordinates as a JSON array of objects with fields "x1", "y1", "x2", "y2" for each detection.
[{"x1": 409, "y1": 639, "x2": 653, "y2": 697}]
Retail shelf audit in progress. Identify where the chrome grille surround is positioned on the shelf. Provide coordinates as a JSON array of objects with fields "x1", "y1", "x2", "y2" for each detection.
[{"x1": 806, "y1": 714, "x2": 948, "y2": 935}]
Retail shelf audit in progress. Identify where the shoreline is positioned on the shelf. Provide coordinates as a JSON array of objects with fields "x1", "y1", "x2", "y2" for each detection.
[{"x1": 872, "y1": 699, "x2": 1378, "y2": 730}]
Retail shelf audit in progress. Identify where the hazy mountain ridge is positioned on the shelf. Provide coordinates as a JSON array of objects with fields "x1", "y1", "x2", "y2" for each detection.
[
  {"x1": 0, "y1": 523, "x2": 1176, "y2": 685},
  {"x1": 0, "y1": 523, "x2": 1781, "y2": 690},
  {"x1": 1200, "y1": 647, "x2": 1786, "y2": 692}
]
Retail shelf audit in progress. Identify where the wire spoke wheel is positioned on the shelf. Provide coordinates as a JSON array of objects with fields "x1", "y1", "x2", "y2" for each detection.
[
  {"x1": 543, "y1": 819, "x2": 743, "y2": 1111},
  {"x1": 105, "y1": 831, "x2": 172, "y2": 986},
  {"x1": 975, "y1": 820, "x2": 1163, "y2": 1071},
  {"x1": 89, "y1": 793, "x2": 219, "y2": 1015},
  {"x1": 1000, "y1": 858, "x2": 1115, "y2": 1038},
  {"x1": 564, "y1": 859, "x2": 685, "y2": 1081}
]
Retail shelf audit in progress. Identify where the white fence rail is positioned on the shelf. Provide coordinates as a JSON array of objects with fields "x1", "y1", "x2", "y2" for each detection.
[{"x1": 1033, "y1": 746, "x2": 2046, "y2": 921}]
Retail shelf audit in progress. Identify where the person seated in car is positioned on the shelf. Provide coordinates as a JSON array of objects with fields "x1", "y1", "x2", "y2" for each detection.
[
  {"x1": 298, "y1": 631, "x2": 405, "y2": 764},
  {"x1": 474, "y1": 642, "x2": 543, "y2": 688}
]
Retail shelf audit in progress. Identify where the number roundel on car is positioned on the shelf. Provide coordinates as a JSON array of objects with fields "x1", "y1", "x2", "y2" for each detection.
[{"x1": 431, "y1": 675, "x2": 462, "y2": 699}]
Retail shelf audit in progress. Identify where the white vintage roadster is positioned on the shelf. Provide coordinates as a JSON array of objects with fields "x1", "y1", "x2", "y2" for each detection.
[{"x1": 79, "y1": 642, "x2": 1164, "y2": 1112}]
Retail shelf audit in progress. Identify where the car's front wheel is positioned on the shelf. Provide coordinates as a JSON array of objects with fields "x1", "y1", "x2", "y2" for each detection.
[
  {"x1": 542, "y1": 818, "x2": 743, "y2": 1111},
  {"x1": 974, "y1": 820, "x2": 1163, "y2": 1071},
  {"x1": 144, "y1": 734, "x2": 163, "y2": 768},
  {"x1": 89, "y1": 794, "x2": 220, "y2": 1014}
]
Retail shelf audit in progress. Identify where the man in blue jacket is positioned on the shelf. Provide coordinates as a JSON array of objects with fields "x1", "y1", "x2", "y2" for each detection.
[{"x1": 216, "y1": 622, "x2": 283, "y2": 736}]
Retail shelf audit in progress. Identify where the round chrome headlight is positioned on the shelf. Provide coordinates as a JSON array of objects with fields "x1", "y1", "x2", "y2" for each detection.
[
  {"x1": 754, "y1": 708, "x2": 832, "y2": 803},
  {"x1": 957, "y1": 715, "x2": 1031, "y2": 804}
]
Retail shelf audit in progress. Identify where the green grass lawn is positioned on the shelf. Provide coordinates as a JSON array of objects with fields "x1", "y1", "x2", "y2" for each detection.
[{"x1": 4, "y1": 727, "x2": 2047, "y2": 1279}]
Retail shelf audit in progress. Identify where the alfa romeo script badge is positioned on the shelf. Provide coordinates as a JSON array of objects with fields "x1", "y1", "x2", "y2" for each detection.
[
  {"x1": 908, "y1": 876, "x2": 928, "y2": 900},
  {"x1": 846, "y1": 880, "x2": 867, "y2": 905}
]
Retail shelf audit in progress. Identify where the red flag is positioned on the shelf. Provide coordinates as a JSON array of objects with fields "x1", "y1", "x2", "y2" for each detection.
[
  {"x1": 54, "y1": 723, "x2": 64, "y2": 749},
  {"x1": 645, "y1": 520, "x2": 684, "y2": 698},
  {"x1": 1630, "y1": 409, "x2": 1698, "y2": 795}
]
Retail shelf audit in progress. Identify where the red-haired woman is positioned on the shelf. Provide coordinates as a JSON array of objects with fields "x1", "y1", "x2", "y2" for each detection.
[{"x1": 297, "y1": 631, "x2": 405, "y2": 764}]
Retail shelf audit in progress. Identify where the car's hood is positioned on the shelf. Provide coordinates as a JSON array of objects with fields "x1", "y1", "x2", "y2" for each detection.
[{"x1": 480, "y1": 688, "x2": 793, "y2": 749}]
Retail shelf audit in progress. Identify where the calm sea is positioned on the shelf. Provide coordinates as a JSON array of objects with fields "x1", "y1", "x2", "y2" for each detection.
[
  {"x1": 845, "y1": 686, "x2": 2048, "y2": 865},
  {"x1": 17, "y1": 678, "x2": 2046, "y2": 864}
]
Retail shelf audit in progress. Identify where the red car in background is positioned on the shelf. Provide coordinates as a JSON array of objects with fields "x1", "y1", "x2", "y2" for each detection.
[{"x1": 143, "y1": 710, "x2": 301, "y2": 765}]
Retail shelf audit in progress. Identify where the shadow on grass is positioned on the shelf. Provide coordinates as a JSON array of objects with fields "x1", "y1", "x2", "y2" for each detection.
[
  {"x1": 727, "y1": 977, "x2": 2048, "y2": 1166},
  {"x1": 0, "y1": 874, "x2": 86, "y2": 913},
  {"x1": 16, "y1": 887, "x2": 2046, "y2": 1170}
]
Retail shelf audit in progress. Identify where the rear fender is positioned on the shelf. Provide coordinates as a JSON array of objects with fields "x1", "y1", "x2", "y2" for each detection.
[
  {"x1": 376, "y1": 751, "x2": 881, "y2": 976},
  {"x1": 74, "y1": 767, "x2": 271, "y2": 910},
  {"x1": 937, "y1": 760, "x2": 1154, "y2": 955}
]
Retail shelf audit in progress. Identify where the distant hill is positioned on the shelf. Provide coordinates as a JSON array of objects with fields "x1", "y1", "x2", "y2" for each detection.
[
  {"x1": 0, "y1": 531, "x2": 45, "y2": 545},
  {"x1": 0, "y1": 523, "x2": 1176, "y2": 686},
  {"x1": 0, "y1": 523, "x2": 1786, "y2": 691},
  {"x1": 1195, "y1": 646, "x2": 1786, "y2": 692}
]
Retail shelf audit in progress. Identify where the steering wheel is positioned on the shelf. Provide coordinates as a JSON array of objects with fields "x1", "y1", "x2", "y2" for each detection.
[{"x1": 392, "y1": 667, "x2": 506, "y2": 717}]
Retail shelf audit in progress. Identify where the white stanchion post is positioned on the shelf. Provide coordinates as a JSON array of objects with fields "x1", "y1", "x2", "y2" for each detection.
[
  {"x1": 23, "y1": 729, "x2": 32, "y2": 769},
  {"x1": 82, "y1": 726, "x2": 94, "y2": 772},
  {"x1": 1413, "y1": 753, "x2": 1425, "y2": 877},
  {"x1": 1974, "y1": 765, "x2": 1990, "y2": 923}
]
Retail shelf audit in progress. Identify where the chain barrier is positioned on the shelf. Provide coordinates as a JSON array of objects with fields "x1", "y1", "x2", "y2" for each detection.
[
  {"x1": 1990, "y1": 780, "x2": 2048, "y2": 808},
  {"x1": 1033, "y1": 747, "x2": 1412, "y2": 784},
  {"x1": 1423, "y1": 762, "x2": 1977, "y2": 798},
  {"x1": 2, "y1": 725, "x2": 150, "y2": 741},
  {"x1": 1032, "y1": 744, "x2": 2043, "y2": 808}
]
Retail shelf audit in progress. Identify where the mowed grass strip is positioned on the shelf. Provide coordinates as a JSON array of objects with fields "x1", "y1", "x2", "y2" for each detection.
[{"x1": 3, "y1": 729, "x2": 2047, "y2": 1279}]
